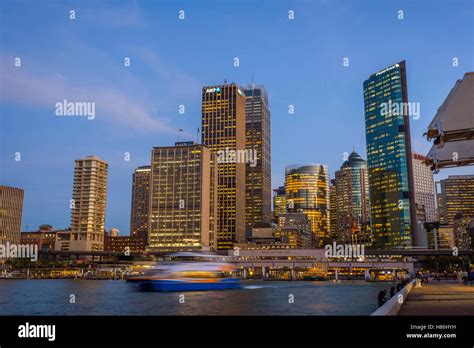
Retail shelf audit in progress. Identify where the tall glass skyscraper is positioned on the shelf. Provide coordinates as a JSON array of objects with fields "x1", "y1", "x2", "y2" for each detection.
[
  {"x1": 245, "y1": 85, "x2": 271, "y2": 230},
  {"x1": 363, "y1": 61, "x2": 416, "y2": 248},
  {"x1": 285, "y1": 164, "x2": 330, "y2": 246}
]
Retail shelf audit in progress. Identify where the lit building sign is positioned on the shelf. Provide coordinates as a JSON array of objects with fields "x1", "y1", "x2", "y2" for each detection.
[
  {"x1": 175, "y1": 141, "x2": 195, "y2": 147},
  {"x1": 375, "y1": 63, "x2": 399, "y2": 76},
  {"x1": 206, "y1": 87, "x2": 221, "y2": 93}
]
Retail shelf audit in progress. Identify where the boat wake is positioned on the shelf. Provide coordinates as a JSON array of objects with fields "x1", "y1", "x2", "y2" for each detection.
[{"x1": 243, "y1": 285, "x2": 266, "y2": 290}]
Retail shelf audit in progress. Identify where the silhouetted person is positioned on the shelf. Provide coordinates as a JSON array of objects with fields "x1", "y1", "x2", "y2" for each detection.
[
  {"x1": 390, "y1": 286, "x2": 396, "y2": 297},
  {"x1": 397, "y1": 283, "x2": 402, "y2": 292},
  {"x1": 378, "y1": 290, "x2": 387, "y2": 307}
]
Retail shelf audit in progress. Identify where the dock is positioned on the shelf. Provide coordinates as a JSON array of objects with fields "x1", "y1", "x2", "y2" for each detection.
[{"x1": 398, "y1": 280, "x2": 474, "y2": 315}]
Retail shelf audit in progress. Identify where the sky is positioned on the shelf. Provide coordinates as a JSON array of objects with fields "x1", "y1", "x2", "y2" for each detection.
[{"x1": 1, "y1": 0, "x2": 473, "y2": 234}]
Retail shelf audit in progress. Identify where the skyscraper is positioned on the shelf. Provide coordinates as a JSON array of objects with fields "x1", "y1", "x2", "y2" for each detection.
[
  {"x1": 273, "y1": 186, "x2": 286, "y2": 221},
  {"x1": 148, "y1": 142, "x2": 217, "y2": 252},
  {"x1": 412, "y1": 152, "x2": 437, "y2": 223},
  {"x1": 130, "y1": 165, "x2": 151, "y2": 241},
  {"x1": 329, "y1": 179, "x2": 337, "y2": 240},
  {"x1": 285, "y1": 164, "x2": 330, "y2": 246},
  {"x1": 69, "y1": 156, "x2": 108, "y2": 252},
  {"x1": 437, "y1": 175, "x2": 474, "y2": 225},
  {"x1": 363, "y1": 61, "x2": 416, "y2": 248},
  {"x1": 202, "y1": 83, "x2": 246, "y2": 250},
  {"x1": 245, "y1": 85, "x2": 271, "y2": 231},
  {"x1": 0, "y1": 185, "x2": 24, "y2": 245},
  {"x1": 334, "y1": 151, "x2": 370, "y2": 245}
]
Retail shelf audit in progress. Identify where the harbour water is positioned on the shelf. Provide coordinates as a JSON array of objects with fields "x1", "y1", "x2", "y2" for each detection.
[{"x1": 0, "y1": 279, "x2": 389, "y2": 315}]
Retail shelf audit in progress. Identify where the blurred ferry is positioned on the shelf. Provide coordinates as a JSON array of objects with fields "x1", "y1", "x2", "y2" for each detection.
[{"x1": 126, "y1": 252, "x2": 242, "y2": 292}]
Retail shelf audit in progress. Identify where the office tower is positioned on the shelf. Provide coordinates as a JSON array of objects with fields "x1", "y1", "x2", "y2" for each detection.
[
  {"x1": 285, "y1": 164, "x2": 330, "y2": 246},
  {"x1": 148, "y1": 142, "x2": 217, "y2": 252},
  {"x1": 0, "y1": 185, "x2": 24, "y2": 245},
  {"x1": 437, "y1": 175, "x2": 474, "y2": 224},
  {"x1": 202, "y1": 83, "x2": 246, "y2": 250},
  {"x1": 67, "y1": 156, "x2": 108, "y2": 252},
  {"x1": 334, "y1": 151, "x2": 371, "y2": 245},
  {"x1": 130, "y1": 165, "x2": 151, "y2": 241},
  {"x1": 412, "y1": 152, "x2": 437, "y2": 223},
  {"x1": 273, "y1": 186, "x2": 286, "y2": 221},
  {"x1": 245, "y1": 85, "x2": 271, "y2": 231},
  {"x1": 363, "y1": 61, "x2": 416, "y2": 248},
  {"x1": 329, "y1": 180, "x2": 337, "y2": 240}
]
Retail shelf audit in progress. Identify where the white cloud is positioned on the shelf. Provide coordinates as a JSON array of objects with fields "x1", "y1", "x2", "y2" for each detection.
[{"x1": 0, "y1": 59, "x2": 176, "y2": 134}]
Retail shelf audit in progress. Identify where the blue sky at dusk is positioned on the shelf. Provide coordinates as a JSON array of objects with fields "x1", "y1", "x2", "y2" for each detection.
[{"x1": 1, "y1": 0, "x2": 473, "y2": 234}]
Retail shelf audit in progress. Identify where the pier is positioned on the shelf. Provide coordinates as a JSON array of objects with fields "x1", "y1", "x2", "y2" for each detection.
[{"x1": 398, "y1": 280, "x2": 474, "y2": 315}]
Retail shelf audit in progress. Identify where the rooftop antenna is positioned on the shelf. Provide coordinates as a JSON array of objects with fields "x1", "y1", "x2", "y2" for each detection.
[
  {"x1": 251, "y1": 73, "x2": 255, "y2": 89},
  {"x1": 224, "y1": 78, "x2": 227, "y2": 85}
]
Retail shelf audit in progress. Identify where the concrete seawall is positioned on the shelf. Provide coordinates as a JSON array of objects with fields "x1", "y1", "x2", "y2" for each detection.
[{"x1": 371, "y1": 280, "x2": 416, "y2": 316}]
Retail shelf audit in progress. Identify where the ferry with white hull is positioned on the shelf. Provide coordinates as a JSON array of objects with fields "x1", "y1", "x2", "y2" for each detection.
[{"x1": 126, "y1": 253, "x2": 242, "y2": 292}]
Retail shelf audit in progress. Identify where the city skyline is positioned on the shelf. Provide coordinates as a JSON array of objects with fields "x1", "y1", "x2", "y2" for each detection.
[{"x1": 1, "y1": 0, "x2": 473, "y2": 234}]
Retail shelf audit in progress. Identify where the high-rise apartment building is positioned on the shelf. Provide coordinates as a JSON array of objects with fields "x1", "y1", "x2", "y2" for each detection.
[
  {"x1": 0, "y1": 185, "x2": 24, "y2": 245},
  {"x1": 202, "y1": 83, "x2": 246, "y2": 250},
  {"x1": 245, "y1": 85, "x2": 271, "y2": 231},
  {"x1": 437, "y1": 175, "x2": 474, "y2": 224},
  {"x1": 334, "y1": 151, "x2": 370, "y2": 245},
  {"x1": 285, "y1": 164, "x2": 330, "y2": 246},
  {"x1": 148, "y1": 142, "x2": 217, "y2": 252},
  {"x1": 363, "y1": 61, "x2": 416, "y2": 248},
  {"x1": 130, "y1": 165, "x2": 151, "y2": 241},
  {"x1": 65, "y1": 156, "x2": 108, "y2": 252}
]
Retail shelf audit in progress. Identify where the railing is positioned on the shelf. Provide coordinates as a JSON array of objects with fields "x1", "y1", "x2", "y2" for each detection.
[{"x1": 371, "y1": 279, "x2": 416, "y2": 316}]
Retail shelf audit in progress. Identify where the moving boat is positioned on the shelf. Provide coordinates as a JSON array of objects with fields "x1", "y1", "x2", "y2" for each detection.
[{"x1": 126, "y1": 253, "x2": 242, "y2": 292}]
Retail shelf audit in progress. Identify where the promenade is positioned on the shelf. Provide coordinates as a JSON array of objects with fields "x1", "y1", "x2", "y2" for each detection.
[{"x1": 398, "y1": 280, "x2": 474, "y2": 315}]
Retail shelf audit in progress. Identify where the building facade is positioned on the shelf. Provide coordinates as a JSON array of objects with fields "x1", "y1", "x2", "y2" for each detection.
[
  {"x1": 20, "y1": 224, "x2": 59, "y2": 253},
  {"x1": 0, "y1": 185, "x2": 24, "y2": 245},
  {"x1": 245, "y1": 85, "x2": 271, "y2": 231},
  {"x1": 148, "y1": 142, "x2": 217, "y2": 252},
  {"x1": 63, "y1": 156, "x2": 108, "y2": 252},
  {"x1": 334, "y1": 151, "x2": 371, "y2": 245},
  {"x1": 130, "y1": 165, "x2": 151, "y2": 242},
  {"x1": 363, "y1": 61, "x2": 416, "y2": 248},
  {"x1": 329, "y1": 179, "x2": 337, "y2": 240},
  {"x1": 285, "y1": 164, "x2": 330, "y2": 246},
  {"x1": 272, "y1": 186, "x2": 286, "y2": 221},
  {"x1": 202, "y1": 83, "x2": 246, "y2": 250},
  {"x1": 412, "y1": 152, "x2": 437, "y2": 223},
  {"x1": 104, "y1": 234, "x2": 146, "y2": 253},
  {"x1": 437, "y1": 175, "x2": 474, "y2": 225}
]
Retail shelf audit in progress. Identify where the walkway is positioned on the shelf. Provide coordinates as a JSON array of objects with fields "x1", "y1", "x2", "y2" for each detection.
[{"x1": 398, "y1": 280, "x2": 474, "y2": 315}]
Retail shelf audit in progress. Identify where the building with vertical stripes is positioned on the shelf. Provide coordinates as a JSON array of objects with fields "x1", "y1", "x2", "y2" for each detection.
[{"x1": 148, "y1": 142, "x2": 217, "y2": 252}]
